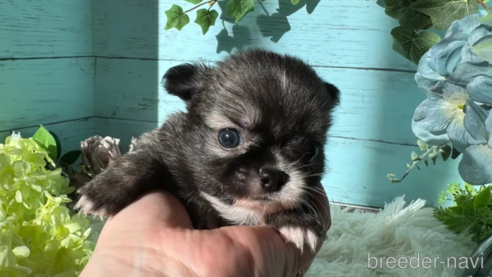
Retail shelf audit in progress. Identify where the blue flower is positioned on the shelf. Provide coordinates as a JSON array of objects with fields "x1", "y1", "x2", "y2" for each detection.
[
  {"x1": 412, "y1": 83, "x2": 488, "y2": 152},
  {"x1": 459, "y1": 111, "x2": 492, "y2": 185},
  {"x1": 412, "y1": 13, "x2": 492, "y2": 185},
  {"x1": 415, "y1": 14, "x2": 492, "y2": 95}
]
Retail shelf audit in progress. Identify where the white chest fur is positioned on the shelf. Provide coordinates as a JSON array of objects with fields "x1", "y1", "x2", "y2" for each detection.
[{"x1": 200, "y1": 192, "x2": 265, "y2": 226}]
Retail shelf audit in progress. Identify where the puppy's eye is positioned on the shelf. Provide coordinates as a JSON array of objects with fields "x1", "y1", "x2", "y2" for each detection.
[
  {"x1": 307, "y1": 142, "x2": 321, "y2": 160},
  {"x1": 218, "y1": 128, "x2": 241, "y2": 148}
]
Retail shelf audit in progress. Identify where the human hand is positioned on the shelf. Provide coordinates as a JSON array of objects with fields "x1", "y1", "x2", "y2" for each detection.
[{"x1": 79, "y1": 185, "x2": 331, "y2": 277}]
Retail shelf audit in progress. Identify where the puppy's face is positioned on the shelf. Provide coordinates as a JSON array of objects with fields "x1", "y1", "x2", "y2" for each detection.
[{"x1": 163, "y1": 50, "x2": 340, "y2": 216}]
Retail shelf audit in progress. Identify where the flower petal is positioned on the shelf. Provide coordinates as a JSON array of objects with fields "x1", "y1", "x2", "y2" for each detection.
[
  {"x1": 469, "y1": 26, "x2": 492, "y2": 46},
  {"x1": 415, "y1": 51, "x2": 446, "y2": 94},
  {"x1": 464, "y1": 101, "x2": 489, "y2": 142},
  {"x1": 459, "y1": 144, "x2": 492, "y2": 185},
  {"x1": 461, "y1": 45, "x2": 486, "y2": 64},
  {"x1": 445, "y1": 14, "x2": 482, "y2": 38},
  {"x1": 430, "y1": 40, "x2": 466, "y2": 76},
  {"x1": 450, "y1": 61, "x2": 492, "y2": 88},
  {"x1": 412, "y1": 98, "x2": 453, "y2": 145},
  {"x1": 446, "y1": 46, "x2": 463, "y2": 75},
  {"x1": 485, "y1": 111, "x2": 492, "y2": 148},
  {"x1": 468, "y1": 76, "x2": 492, "y2": 105},
  {"x1": 442, "y1": 82, "x2": 469, "y2": 99}
]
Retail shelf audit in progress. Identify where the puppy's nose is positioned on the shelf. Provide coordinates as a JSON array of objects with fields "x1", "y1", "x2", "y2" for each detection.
[{"x1": 259, "y1": 167, "x2": 288, "y2": 193}]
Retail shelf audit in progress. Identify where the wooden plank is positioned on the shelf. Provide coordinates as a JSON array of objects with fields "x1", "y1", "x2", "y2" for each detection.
[
  {"x1": 92, "y1": 0, "x2": 417, "y2": 71},
  {"x1": 95, "y1": 117, "x2": 464, "y2": 208},
  {"x1": 0, "y1": 118, "x2": 95, "y2": 158},
  {"x1": 94, "y1": 58, "x2": 425, "y2": 145},
  {"x1": 0, "y1": 58, "x2": 95, "y2": 131},
  {"x1": 0, "y1": 0, "x2": 92, "y2": 59}
]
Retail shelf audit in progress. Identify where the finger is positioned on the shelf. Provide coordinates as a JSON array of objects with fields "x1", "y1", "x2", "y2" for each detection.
[
  {"x1": 108, "y1": 190, "x2": 193, "y2": 230},
  {"x1": 215, "y1": 225, "x2": 300, "y2": 277}
]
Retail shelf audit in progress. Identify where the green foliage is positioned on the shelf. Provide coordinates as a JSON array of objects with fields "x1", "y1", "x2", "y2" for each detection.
[
  {"x1": 165, "y1": 4, "x2": 190, "y2": 31},
  {"x1": 226, "y1": 0, "x2": 255, "y2": 22},
  {"x1": 391, "y1": 27, "x2": 441, "y2": 64},
  {"x1": 434, "y1": 182, "x2": 492, "y2": 244},
  {"x1": 382, "y1": 0, "x2": 487, "y2": 64},
  {"x1": 0, "y1": 129, "x2": 96, "y2": 276},
  {"x1": 164, "y1": 0, "x2": 304, "y2": 34},
  {"x1": 32, "y1": 125, "x2": 58, "y2": 162},
  {"x1": 195, "y1": 9, "x2": 219, "y2": 34},
  {"x1": 411, "y1": 0, "x2": 479, "y2": 30},
  {"x1": 163, "y1": 0, "x2": 488, "y2": 64},
  {"x1": 387, "y1": 139, "x2": 457, "y2": 183}
]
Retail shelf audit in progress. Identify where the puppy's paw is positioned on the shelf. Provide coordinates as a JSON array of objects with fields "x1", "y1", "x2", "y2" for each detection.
[
  {"x1": 278, "y1": 226, "x2": 320, "y2": 254},
  {"x1": 74, "y1": 182, "x2": 112, "y2": 220},
  {"x1": 267, "y1": 210, "x2": 326, "y2": 254}
]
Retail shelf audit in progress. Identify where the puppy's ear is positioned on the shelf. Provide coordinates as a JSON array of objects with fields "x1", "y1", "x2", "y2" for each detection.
[
  {"x1": 162, "y1": 63, "x2": 210, "y2": 104},
  {"x1": 323, "y1": 81, "x2": 340, "y2": 107}
]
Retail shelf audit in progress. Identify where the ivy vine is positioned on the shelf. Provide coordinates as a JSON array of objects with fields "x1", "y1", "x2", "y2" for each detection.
[{"x1": 165, "y1": 0, "x2": 489, "y2": 64}]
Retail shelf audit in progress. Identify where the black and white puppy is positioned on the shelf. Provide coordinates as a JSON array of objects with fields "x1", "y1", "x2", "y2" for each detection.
[{"x1": 75, "y1": 49, "x2": 340, "y2": 253}]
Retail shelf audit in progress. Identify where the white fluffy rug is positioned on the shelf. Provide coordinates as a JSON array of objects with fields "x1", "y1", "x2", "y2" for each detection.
[{"x1": 307, "y1": 196, "x2": 477, "y2": 277}]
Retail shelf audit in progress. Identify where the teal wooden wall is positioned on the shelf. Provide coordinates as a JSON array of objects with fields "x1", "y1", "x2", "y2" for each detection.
[
  {"x1": 0, "y1": 1, "x2": 95, "y2": 155},
  {"x1": 0, "y1": 0, "x2": 464, "y2": 208}
]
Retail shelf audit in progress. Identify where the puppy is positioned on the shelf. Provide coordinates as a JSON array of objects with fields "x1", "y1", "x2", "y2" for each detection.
[{"x1": 75, "y1": 49, "x2": 340, "y2": 253}]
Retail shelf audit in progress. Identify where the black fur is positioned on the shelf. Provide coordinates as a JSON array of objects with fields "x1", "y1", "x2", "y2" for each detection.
[{"x1": 76, "y1": 49, "x2": 340, "y2": 243}]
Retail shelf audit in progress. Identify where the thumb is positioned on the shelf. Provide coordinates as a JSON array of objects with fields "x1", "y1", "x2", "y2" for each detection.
[{"x1": 109, "y1": 190, "x2": 194, "y2": 230}]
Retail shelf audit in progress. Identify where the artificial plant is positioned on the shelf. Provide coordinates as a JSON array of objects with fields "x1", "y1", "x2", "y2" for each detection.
[
  {"x1": 381, "y1": 0, "x2": 490, "y2": 64},
  {"x1": 164, "y1": 0, "x2": 490, "y2": 64},
  {"x1": 435, "y1": 182, "x2": 492, "y2": 244},
  {"x1": 388, "y1": 11, "x2": 492, "y2": 184},
  {"x1": 0, "y1": 126, "x2": 96, "y2": 276},
  {"x1": 0, "y1": 124, "x2": 139, "y2": 275}
]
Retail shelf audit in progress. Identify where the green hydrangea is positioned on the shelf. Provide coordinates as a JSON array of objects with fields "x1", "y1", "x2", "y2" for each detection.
[{"x1": 0, "y1": 132, "x2": 96, "y2": 276}]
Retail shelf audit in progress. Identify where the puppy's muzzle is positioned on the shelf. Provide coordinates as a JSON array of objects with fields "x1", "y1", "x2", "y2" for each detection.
[{"x1": 259, "y1": 167, "x2": 289, "y2": 193}]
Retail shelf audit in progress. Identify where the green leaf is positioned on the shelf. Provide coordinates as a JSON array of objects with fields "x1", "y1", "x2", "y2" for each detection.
[
  {"x1": 465, "y1": 183, "x2": 477, "y2": 195},
  {"x1": 411, "y1": 151, "x2": 419, "y2": 161},
  {"x1": 443, "y1": 214, "x2": 470, "y2": 233},
  {"x1": 194, "y1": 9, "x2": 219, "y2": 34},
  {"x1": 461, "y1": 199, "x2": 475, "y2": 217},
  {"x1": 417, "y1": 139, "x2": 428, "y2": 151},
  {"x1": 410, "y1": 0, "x2": 479, "y2": 30},
  {"x1": 449, "y1": 206, "x2": 463, "y2": 215},
  {"x1": 479, "y1": 13, "x2": 492, "y2": 27},
  {"x1": 474, "y1": 186, "x2": 491, "y2": 210},
  {"x1": 384, "y1": 0, "x2": 432, "y2": 30},
  {"x1": 437, "y1": 191, "x2": 448, "y2": 204},
  {"x1": 226, "y1": 0, "x2": 255, "y2": 22},
  {"x1": 391, "y1": 26, "x2": 441, "y2": 64},
  {"x1": 186, "y1": 0, "x2": 203, "y2": 4},
  {"x1": 32, "y1": 125, "x2": 57, "y2": 161},
  {"x1": 472, "y1": 37, "x2": 492, "y2": 63},
  {"x1": 59, "y1": 150, "x2": 81, "y2": 165},
  {"x1": 291, "y1": 0, "x2": 301, "y2": 4},
  {"x1": 165, "y1": 5, "x2": 190, "y2": 31}
]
